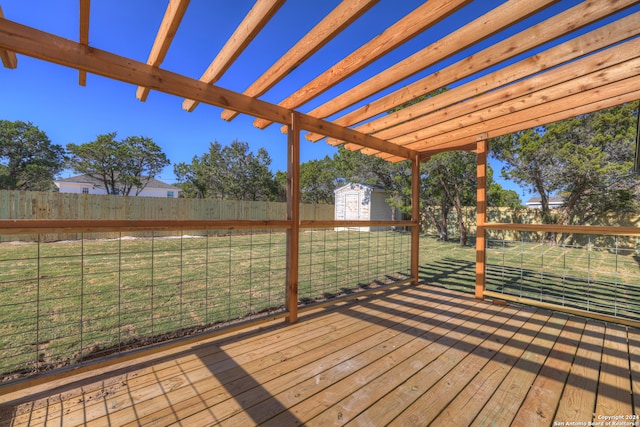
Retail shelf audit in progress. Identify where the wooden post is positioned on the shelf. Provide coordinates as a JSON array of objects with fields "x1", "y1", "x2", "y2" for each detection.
[
  {"x1": 411, "y1": 154, "x2": 420, "y2": 285},
  {"x1": 475, "y1": 139, "x2": 487, "y2": 299},
  {"x1": 286, "y1": 112, "x2": 300, "y2": 323}
]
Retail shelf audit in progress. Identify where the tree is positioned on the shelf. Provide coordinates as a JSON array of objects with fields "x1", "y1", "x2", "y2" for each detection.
[
  {"x1": 174, "y1": 140, "x2": 276, "y2": 201},
  {"x1": 423, "y1": 151, "x2": 478, "y2": 245},
  {"x1": 67, "y1": 132, "x2": 169, "y2": 196},
  {"x1": 300, "y1": 156, "x2": 336, "y2": 204},
  {"x1": 0, "y1": 120, "x2": 66, "y2": 191},
  {"x1": 487, "y1": 183, "x2": 522, "y2": 209},
  {"x1": 491, "y1": 102, "x2": 640, "y2": 226}
]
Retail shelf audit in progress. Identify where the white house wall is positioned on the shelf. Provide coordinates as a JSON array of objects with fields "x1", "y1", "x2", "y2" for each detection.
[{"x1": 56, "y1": 182, "x2": 179, "y2": 198}]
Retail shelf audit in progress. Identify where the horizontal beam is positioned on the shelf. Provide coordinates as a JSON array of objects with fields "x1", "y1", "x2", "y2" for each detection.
[
  {"x1": 296, "y1": 114, "x2": 415, "y2": 159},
  {"x1": 0, "y1": 18, "x2": 413, "y2": 158},
  {"x1": 481, "y1": 222, "x2": 640, "y2": 237},
  {"x1": 300, "y1": 220, "x2": 417, "y2": 229},
  {"x1": 0, "y1": 219, "x2": 292, "y2": 235}
]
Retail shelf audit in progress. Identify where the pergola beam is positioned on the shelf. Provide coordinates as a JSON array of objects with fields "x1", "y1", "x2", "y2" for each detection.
[
  {"x1": 378, "y1": 82, "x2": 640, "y2": 158},
  {"x1": 373, "y1": 38, "x2": 640, "y2": 145},
  {"x1": 0, "y1": 6, "x2": 16, "y2": 69},
  {"x1": 307, "y1": 0, "x2": 640, "y2": 142},
  {"x1": 343, "y1": 56, "x2": 640, "y2": 158},
  {"x1": 0, "y1": 16, "x2": 413, "y2": 160},
  {"x1": 78, "y1": 0, "x2": 90, "y2": 85},
  {"x1": 346, "y1": 12, "x2": 640, "y2": 142},
  {"x1": 182, "y1": 0, "x2": 285, "y2": 112},
  {"x1": 220, "y1": 0, "x2": 379, "y2": 122},
  {"x1": 300, "y1": 0, "x2": 558, "y2": 133},
  {"x1": 136, "y1": 0, "x2": 190, "y2": 102},
  {"x1": 252, "y1": 0, "x2": 471, "y2": 129}
]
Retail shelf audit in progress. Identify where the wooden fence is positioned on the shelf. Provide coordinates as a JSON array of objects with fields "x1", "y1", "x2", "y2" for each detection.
[{"x1": 0, "y1": 190, "x2": 334, "y2": 242}]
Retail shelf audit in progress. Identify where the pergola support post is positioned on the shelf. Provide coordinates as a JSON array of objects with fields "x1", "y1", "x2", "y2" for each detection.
[
  {"x1": 411, "y1": 154, "x2": 421, "y2": 285},
  {"x1": 286, "y1": 112, "x2": 300, "y2": 323},
  {"x1": 475, "y1": 139, "x2": 487, "y2": 299}
]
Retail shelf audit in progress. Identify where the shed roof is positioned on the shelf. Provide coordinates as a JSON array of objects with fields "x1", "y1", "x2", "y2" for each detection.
[
  {"x1": 1, "y1": 1, "x2": 639, "y2": 162},
  {"x1": 334, "y1": 182, "x2": 385, "y2": 194}
]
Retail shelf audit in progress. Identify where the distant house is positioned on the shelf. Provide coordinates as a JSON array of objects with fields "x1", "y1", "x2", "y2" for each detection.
[
  {"x1": 525, "y1": 196, "x2": 564, "y2": 209},
  {"x1": 55, "y1": 174, "x2": 181, "y2": 198},
  {"x1": 334, "y1": 183, "x2": 394, "y2": 231}
]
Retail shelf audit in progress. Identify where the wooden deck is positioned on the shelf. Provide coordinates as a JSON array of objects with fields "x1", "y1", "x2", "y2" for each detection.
[{"x1": 2, "y1": 284, "x2": 640, "y2": 426}]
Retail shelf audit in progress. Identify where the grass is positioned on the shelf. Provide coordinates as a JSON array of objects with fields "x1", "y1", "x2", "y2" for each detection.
[
  {"x1": 0, "y1": 229, "x2": 411, "y2": 380},
  {"x1": 0, "y1": 230, "x2": 638, "y2": 381}
]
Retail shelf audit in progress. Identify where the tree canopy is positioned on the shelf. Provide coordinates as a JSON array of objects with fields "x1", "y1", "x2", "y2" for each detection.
[
  {"x1": 174, "y1": 140, "x2": 276, "y2": 201},
  {"x1": 491, "y1": 101, "x2": 640, "y2": 225},
  {"x1": 67, "y1": 132, "x2": 169, "y2": 196},
  {"x1": 0, "y1": 120, "x2": 66, "y2": 191}
]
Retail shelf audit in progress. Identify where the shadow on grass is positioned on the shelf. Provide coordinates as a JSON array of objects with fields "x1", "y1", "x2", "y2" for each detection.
[{"x1": 420, "y1": 257, "x2": 640, "y2": 322}]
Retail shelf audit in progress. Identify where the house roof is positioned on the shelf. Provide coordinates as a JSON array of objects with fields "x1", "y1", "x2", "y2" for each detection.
[
  {"x1": 1, "y1": 2, "x2": 639, "y2": 163},
  {"x1": 55, "y1": 174, "x2": 181, "y2": 191}
]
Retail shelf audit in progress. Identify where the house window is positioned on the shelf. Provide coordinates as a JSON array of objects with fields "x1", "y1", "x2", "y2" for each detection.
[
  {"x1": 167, "y1": 191, "x2": 174, "y2": 198},
  {"x1": 82, "y1": 187, "x2": 89, "y2": 194}
]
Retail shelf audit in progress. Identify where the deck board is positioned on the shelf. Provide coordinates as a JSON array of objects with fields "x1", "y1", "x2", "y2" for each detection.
[{"x1": 1, "y1": 285, "x2": 639, "y2": 427}]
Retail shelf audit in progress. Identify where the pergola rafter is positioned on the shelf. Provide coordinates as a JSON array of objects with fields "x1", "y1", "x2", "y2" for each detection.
[
  {"x1": 307, "y1": 0, "x2": 640, "y2": 143},
  {"x1": 0, "y1": 6, "x2": 16, "y2": 69},
  {"x1": 78, "y1": 0, "x2": 89, "y2": 85},
  {"x1": 354, "y1": 37, "x2": 640, "y2": 156},
  {"x1": 181, "y1": 0, "x2": 285, "y2": 112},
  {"x1": 296, "y1": 0, "x2": 560, "y2": 137},
  {"x1": 251, "y1": 0, "x2": 471, "y2": 129},
  {"x1": 136, "y1": 0, "x2": 190, "y2": 102},
  {"x1": 219, "y1": 0, "x2": 379, "y2": 122},
  {"x1": 348, "y1": 13, "x2": 640, "y2": 142}
]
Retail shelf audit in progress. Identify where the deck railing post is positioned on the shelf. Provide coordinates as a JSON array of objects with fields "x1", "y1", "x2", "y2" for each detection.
[
  {"x1": 411, "y1": 154, "x2": 421, "y2": 285},
  {"x1": 475, "y1": 139, "x2": 488, "y2": 299},
  {"x1": 286, "y1": 112, "x2": 300, "y2": 323}
]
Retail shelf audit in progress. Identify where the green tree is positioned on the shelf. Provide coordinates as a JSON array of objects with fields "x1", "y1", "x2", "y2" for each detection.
[
  {"x1": 487, "y1": 183, "x2": 522, "y2": 209},
  {"x1": 67, "y1": 132, "x2": 169, "y2": 196},
  {"x1": 491, "y1": 102, "x2": 640, "y2": 225},
  {"x1": 0, "y1": 120, "x2": 65, "y2": 191},
  {"x1": 300, "y1": 156, "x2": 336, "y2": 204},
  {"x1": 423, "y1": 151, "x2": 478, "y2": 245},
  {"x1": 174, "y1": 140, "x2": 276, "y2": 201}
]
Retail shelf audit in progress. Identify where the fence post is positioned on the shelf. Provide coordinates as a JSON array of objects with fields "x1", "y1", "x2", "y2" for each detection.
[
  {"x1": 475, "y1": 139, "x2": 488, "y2": 299},
  {"x1": 286, "y1": 112, "x2": 300, "y2": 324}
]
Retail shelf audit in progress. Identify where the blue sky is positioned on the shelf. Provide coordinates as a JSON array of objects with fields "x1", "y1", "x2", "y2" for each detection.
[{"x1": 1, "y1": 0, "x2": 636, "y2": 202}]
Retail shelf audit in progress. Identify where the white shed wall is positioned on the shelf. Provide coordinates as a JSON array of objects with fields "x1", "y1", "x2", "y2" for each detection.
[{"x1": 334, "y1": 183, "x2": 392, "y2": 231}]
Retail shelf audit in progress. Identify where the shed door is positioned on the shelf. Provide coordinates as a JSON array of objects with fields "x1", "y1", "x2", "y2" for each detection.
[{"x1": 345, "y1": 193, "x2": 360, "y2": 220}]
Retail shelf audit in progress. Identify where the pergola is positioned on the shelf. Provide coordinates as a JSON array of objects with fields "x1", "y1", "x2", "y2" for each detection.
[{"x1": 3, "y1": 1, "x2": 640, "y2": 423}]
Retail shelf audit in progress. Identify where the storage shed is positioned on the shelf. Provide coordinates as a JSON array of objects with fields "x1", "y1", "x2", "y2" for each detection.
[{"x1": 334, "y1": 183, "x2": 393, "y2": 231}]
